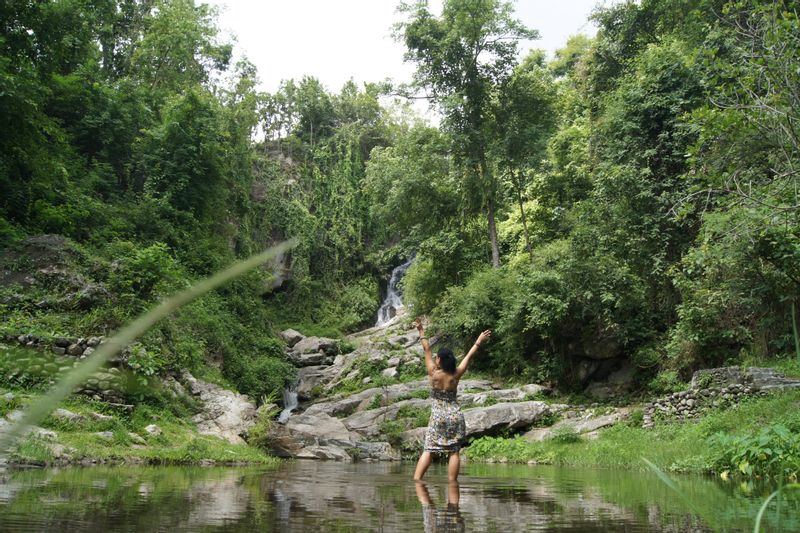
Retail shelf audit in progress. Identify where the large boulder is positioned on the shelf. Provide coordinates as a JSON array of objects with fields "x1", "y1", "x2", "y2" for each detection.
[
  {"x1": 289, "y1": 351, "x2": 335, "y2": 367},
  {"x1": 181, "y1": 371, "x2": 257, "y2": 445},
  {"x1": 297, "y1": 365, "x2": 337, "y2": 400},
  {"x1": 279, "y1": 329, "x2": 304, "y2": 348},
  {"x1": 463, "y1": 401, "x2": 558, "y2": 438},
  {"x1": 524, "y1": 408, "x2": 630, "y2": 441},
  {"x1": 343, "y1": 399, "x2": 430, "y2": 437},
  {"x1": 268, "y1": 412, "x2": 398, "y2": 461},
  {"x1": 304, "y1": 379, "x2": 494, "y2": 418},
  {"x1": 585, "y1": 361, "x2": 636, "y2": 399},
  {"x1": 269, "y1": 412, "x2": 353, "y2": 457},
  {"x1": 292, "y1": 336, "x2": 338, "y2": 356},
  {"x1": 461, "y1": 384, "x2": 548, "y2": 407}
]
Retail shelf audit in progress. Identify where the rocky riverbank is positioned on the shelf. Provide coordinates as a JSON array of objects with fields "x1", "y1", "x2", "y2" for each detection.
[
  {"x1": 4, "y1": 309, "x2": 800, "y2": 468},
  {"x1": 267, "y1": 314, "x2": 800, "y2": 463}
]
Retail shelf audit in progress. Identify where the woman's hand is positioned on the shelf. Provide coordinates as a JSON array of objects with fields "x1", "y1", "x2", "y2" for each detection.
[
  {"x1": 475, "y1": 329, "x2": 492, "y2": 347},
  {"x1": 414, "y1": 317, "x2": 425, "y2": 333}
]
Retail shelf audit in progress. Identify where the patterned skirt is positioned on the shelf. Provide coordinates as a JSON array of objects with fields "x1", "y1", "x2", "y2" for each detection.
[{"x1": 424, "y1": 389, "x2": 465, "y2": 453}]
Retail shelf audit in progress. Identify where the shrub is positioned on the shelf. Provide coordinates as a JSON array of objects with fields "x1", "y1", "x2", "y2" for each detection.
[{"x1": 707, "y1": 424, "x2": 800, "y2": 480}]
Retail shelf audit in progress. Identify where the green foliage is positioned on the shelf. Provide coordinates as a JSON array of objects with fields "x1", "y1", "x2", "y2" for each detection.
[
  {"x1": 367, "y1": 394, "x2": 384, "y2": 410},
  {"x1": 396, "y1": 405, "x2": 431, "y2": 428},
  {"x1": 708, "y1": 425, "x2": 800, "y2": 480},
  {"x1": 246, "y1": 401, "x2": 280, "y2": 450},
  {"x1": 648, "y1": 371, "x2": 687, "y2": 395}
]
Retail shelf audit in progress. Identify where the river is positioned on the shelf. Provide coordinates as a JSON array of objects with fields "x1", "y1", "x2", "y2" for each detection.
[{"x1": 1, "y1": 460, "x2": 797, "y2": 532}]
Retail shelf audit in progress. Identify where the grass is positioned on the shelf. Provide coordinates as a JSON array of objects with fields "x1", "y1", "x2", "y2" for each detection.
[
  {"x1": 3, "y1": 390, "x2": 277, "y2": 466},
  {"x1": 465, "y1": 389, "x2": 800, "y2": 476}
]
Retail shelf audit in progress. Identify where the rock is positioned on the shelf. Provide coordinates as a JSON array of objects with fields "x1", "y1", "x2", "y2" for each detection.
[
  {"x1": 585, "y1": 361, "x2": 636, "y2": 399},
  {"x1": 144, "y1": 424, "x2": 162, "y2": 436},
  {"x1": 90, "y1": 412, "x2": 113, "y2": 422},
  {"x1": 292, "y1": 336, "x2": 338, "y2": 356},
  {"x1": 95, "y1": 431, "x2": 114, "y2": 441},
  {"x1": 296, "y1": 445, "x2": 353, "y2": 462},
  {"x1": 87, "y1": 337, "x2": 101, "y2": 347},
  {"x1": 576, "y1": 359, "x2": 601, "y2": 383},
  {"x1": 279, "y1": 329, "x2": 305, "y2": 348},
  {"x1": 290, "y1": 351, "x2": 334, "y2": 367},
  {"x1": 362, "y1": 377, "x2": 372, "y2": 385},
  {"x1": 524, "y1": 408, "x2": 630, "y2": 442},
  {"x1": 381, "y1": 367, "x2": 399, "y2": 379},
  {"x1": 462, "y1": 401, "x2": 557, "y2": 439},
  {"x1": 127, "y1": 432, "x2": 146, "y2": 445},
  {"x1": 181, "y1": 371, "x2": 257, "y2": 445},
  {"x1": 304, "y1": 379, "x2": 494, "y2": 418},
  {"x1": 343, "y1": 399, "x2": 430, "y2": 437},
  {"x1": 82, "y1": 347, "x2": 95, "y2": 357},
  {"x1": 297, "y1": 365, "x2": 335, "y2": 400},
  {"x1": 461, "y1": 384, "x2": 549, "y2": 406},
  {"x1": 6, "y1": 410, "x2": 24, "y2": 422},
  {"x1": 268, "y1": 412, "x2": 354, "y2": 457},
  {"x1": 52, "y1": 408, "x2": 84, "y2": 422},
  {"x1": 399, "y1": 427, "x2": 427, "y2": 449},
  {"x1": 352, "y1": 441, "x2": 401, "y2": 461},
  {"x1": 163, "y1": 375, "x2": 188, "y2": 398},
  {"x1": 54, "y1": 337, "x2": 72, "y2": 348},
  {"x1": 3, "y1": 392, "x2": 14, "y2": 401},
  {"x1": 52, "y1": 346, "x2": 66, "y2": 356},
  {"x1": 48, "y1": 443, "x2": 72, "y2": 459},
  {"x1": 387, "y1": 356, "x2": 401, "y2": 367}
]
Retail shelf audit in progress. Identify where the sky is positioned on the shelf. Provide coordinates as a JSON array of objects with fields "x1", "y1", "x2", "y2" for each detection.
[{"x1": 206, "y1": 0, "x2": 616, "y2": 97}]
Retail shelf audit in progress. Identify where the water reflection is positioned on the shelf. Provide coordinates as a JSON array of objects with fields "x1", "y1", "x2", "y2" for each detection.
[
  {"x1": 0, "y1": 461, "x2": 797, "y2": 532},
  {"x1": 416, "y1": 481, "x2": 464, "y2": 533}
]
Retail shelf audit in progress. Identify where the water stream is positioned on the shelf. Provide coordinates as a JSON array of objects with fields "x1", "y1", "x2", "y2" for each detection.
[
  {"x1": 376, "y1": 257, "x2": 414, "y2": 327},
  {"x1": 1, "y1": 461, "x2": 797, "y2": 532},
  {"x1": 277, "y1": 381, "x2": 299, "y2": 424}
]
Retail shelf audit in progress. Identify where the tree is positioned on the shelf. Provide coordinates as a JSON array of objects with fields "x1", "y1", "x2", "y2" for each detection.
[
  {"x1": 494, "y1": 50, "x2": 557, "y2": 259},
  {"x1": 396, "y1": 0, "x2": 537, "y2": 267}
]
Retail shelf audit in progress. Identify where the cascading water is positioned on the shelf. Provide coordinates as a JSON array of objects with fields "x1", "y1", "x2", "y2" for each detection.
[
  {"x1": 376, "y1": 256, "x2": 414, "y2": 327},
  {"x1": 277, "y1": 381, "x2": 299, "y2": 424}
]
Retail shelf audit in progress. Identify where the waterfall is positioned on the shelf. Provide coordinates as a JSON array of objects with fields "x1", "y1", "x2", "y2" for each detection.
[
  {"x1": 376, "y1": 256, "x2": 414, "y2": 327},
  {"x1": 277, "y1": 382, "x2": 299, "y2": 424}
]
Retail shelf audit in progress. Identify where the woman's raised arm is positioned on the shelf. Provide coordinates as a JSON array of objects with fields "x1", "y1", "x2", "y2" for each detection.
[
  {"x1": 415, "y1": 318, "x2": 435, "y2": 375},
  {"x1": 455, "y1": 330, "x2": 491, "y2": 379}
]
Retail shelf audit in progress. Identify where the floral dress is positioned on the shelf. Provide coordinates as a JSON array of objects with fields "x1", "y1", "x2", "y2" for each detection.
[{"x1": 424, "y1": 388, "x2": 466, "y2": 453}]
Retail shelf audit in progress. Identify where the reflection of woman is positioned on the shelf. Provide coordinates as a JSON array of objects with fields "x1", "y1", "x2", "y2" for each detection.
[
  {"x1": 413, "y1": 318, "x2": 492, "y2": 482},
  {"x1": 416, "y1": 481, "x2": 465, "y2": 533}
]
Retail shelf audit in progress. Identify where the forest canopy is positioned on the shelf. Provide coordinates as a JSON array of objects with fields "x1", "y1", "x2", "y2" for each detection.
[{"x1": 1, "y1": 0, "x2": 799, "y2": 398}]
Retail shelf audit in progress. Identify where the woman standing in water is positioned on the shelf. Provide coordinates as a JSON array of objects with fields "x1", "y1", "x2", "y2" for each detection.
[{"x1": 413, "y1": 318, "x2": 491, "y2": 482}]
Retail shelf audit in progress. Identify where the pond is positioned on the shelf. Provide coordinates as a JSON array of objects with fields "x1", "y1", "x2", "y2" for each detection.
[{"x1": 0, "y1": 460, "x2": 797, "y2": 532}]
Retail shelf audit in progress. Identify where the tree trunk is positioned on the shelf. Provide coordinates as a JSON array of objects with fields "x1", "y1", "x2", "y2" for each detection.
[
  {"x1": 514, "y1": 171, "x2": 534, "y2": 260},
  {"x1": 488, "y1": 199, "x2": 501, "y2": 268}
]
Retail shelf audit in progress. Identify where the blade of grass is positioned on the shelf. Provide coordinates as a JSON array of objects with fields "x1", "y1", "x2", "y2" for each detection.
[
  {"x1": 754, "y1": 484, "x2": 799, "y2": 533},
  {"x1": 642, "y1": 457, "x2": 721, "y2": 532},
  {"x1": 0, "y1": 239, "x2": 298, "y2": 454}
]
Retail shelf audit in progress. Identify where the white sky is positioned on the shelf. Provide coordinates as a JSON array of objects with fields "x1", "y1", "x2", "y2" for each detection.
[{"x1": 207, "y1": 0, "x2": 616, "y2": 97}]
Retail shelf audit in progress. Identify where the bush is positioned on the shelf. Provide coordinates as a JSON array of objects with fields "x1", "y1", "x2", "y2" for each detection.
[
  {"x1": 707, "y1": 424, "x2": 800, "y2": 480},
  {"x1": 648, "y1": 370, "x2": 687, "y2": 395}
]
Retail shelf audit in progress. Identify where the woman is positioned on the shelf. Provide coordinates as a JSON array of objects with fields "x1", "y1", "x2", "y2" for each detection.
[{"x1": 413, "y1": 318, "x2": 491, "y2": 482}]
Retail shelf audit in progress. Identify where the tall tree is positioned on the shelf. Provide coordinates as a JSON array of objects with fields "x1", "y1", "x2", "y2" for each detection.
[
  {"x1": 396, "y1": 0, "x2": 537, "y2": 267},
  {"x1": 494, "y1": 50, "x2": 557, "y2": 259}
]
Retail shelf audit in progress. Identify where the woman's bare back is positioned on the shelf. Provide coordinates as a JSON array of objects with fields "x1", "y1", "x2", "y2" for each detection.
[{"x1": 429, "y1": 369, "x2": 459, "y2": 391}]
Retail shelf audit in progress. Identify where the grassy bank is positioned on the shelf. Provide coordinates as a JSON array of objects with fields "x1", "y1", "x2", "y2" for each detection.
[
  {"x1": 464, "y1": 389, "x2": 800, "y2": 480},
  {"x1": 1, "y1": 390, "x2": 276, "y2": 467}
]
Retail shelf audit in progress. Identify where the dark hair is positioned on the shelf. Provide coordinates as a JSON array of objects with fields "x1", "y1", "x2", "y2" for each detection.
[{"x1": 436, "y1": 347, "x2": 457, "y2": 374}]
